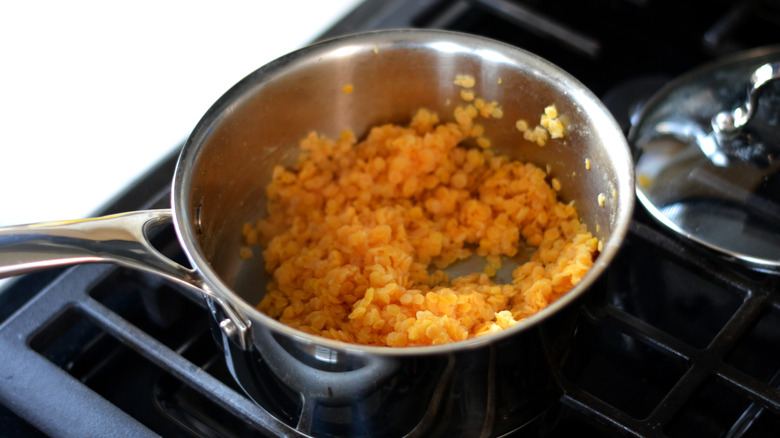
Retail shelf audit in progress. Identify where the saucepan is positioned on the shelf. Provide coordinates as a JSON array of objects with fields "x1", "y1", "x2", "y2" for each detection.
[{"x1": 0, "y1": 29, "x2": 633, "y2": 434}]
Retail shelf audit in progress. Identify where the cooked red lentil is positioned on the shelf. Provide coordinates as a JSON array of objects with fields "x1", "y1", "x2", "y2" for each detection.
[
  {"x1": 242, "y1": 106, "x2": 598, "y2": 347},
  {"x1": 516, "y1": 104, "x2": 564, "y2": 146}
]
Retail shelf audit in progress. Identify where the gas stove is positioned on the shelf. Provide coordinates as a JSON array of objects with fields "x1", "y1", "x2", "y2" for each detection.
[{"x1": 2, "y1": 1, "x2": 779, "y2": 437}]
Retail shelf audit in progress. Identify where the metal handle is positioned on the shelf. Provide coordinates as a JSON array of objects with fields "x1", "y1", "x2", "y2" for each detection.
[
  {"x1": 0, "y1": 209, "x2": 252, "y2": 349},
  {"x1": 712, "y1": 62, "x2": 780, "y2": 135},
  {"x1": 0, "y1": 210, "x2": 188, "y2": 281}
]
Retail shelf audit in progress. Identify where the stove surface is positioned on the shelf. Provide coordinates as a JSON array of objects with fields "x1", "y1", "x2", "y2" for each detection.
[{"x1": 2, "y1": 1, "x2": 779, "y2": 437}]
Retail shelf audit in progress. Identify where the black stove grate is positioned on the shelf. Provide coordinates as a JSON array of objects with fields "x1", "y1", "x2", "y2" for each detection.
[
  {"x1": 550, "y1": 215, "x2": 780, "y2": 437},
  {"x1": 2, "y1": 0, "x2": 780, "y2": 436}
]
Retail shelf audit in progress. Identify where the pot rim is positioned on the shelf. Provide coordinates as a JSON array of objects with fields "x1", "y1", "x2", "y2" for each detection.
[{"x1": 172, "y1": 28, "x2": 635, "y2": 356}]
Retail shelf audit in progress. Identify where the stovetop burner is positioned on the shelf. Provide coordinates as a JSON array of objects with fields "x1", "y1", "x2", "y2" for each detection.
[{"x1": 2, "y1": 0, "x2": 780, "y2": 437}]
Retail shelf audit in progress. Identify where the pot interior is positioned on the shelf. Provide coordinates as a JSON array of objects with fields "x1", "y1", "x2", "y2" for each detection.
[{"x1": 177, "y1": 30, "x2": 632, "y2": 337}]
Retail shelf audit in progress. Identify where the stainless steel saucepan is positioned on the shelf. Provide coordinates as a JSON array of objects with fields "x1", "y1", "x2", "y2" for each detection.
[{"x1": 0, "y1": 29, "x2": 633, "y2": 434}]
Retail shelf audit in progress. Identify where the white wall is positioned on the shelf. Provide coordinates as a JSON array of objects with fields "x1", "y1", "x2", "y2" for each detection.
[{"x1": 0, "y1": 0, "x2": 362, "y2": 226}]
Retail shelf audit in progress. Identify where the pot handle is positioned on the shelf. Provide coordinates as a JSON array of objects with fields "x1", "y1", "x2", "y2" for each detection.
[{"x1": 0, "y1": 209, "x2": 252, "y2": 349}]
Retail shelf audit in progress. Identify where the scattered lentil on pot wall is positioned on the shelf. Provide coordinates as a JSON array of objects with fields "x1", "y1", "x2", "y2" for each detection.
[{"x1": 240, "y1": 78, "x2": 598, "y2": 347}]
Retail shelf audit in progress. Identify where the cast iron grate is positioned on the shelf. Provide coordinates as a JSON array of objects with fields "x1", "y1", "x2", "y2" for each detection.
[{"x1": 546, "y1": 214, "x2": 780, "y2": 437}]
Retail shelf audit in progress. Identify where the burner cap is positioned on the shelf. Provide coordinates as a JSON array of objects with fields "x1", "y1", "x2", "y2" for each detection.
[{"x1": 630, "y1": 46, "x2": 780, "y2": 271}]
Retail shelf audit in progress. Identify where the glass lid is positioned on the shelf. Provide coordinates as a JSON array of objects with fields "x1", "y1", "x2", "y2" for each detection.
[{"x1": 630, "y1": 46, "x2": 780, "y2": 270}]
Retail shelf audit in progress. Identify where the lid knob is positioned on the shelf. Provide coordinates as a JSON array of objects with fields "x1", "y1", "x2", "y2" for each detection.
[{"x1": 712, "y1": 62, "x2": 780, "y2": 136}]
